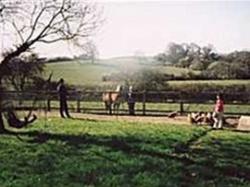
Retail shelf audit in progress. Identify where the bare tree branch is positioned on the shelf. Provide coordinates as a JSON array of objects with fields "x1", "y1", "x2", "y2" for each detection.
[
  {"x1": 26, "y1": 5, "x2": 50, "y2": 42},
  {"x1": 11, "y1": 20, "x2": 25, "y2": 43},
  {"x1": 0, "y1": 0, "x2": 102, "y2": 68}
]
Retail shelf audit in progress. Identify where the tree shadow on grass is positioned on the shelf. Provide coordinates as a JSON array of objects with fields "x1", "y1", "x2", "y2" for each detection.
[
  {"x1": 3, "y1": 128, "x2": 196, "y2": 164},
  {"x1": 188, "y1": 132, "x2": 250, "y2": 183},
  {"x1": 181, "y1": 130, "x2": 250, "y2": 186},
  {"x1": 2, "y1": 127, "x2": 250, "y2": 185},
  {"x1": 173, "y1": 128, "x2": 213, "y2": 154}
]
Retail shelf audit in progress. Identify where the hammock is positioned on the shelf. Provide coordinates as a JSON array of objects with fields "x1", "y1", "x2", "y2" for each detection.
[
  {"x1": 5, "y1": 109, "x2": 37, "y2": 129},
  {"x1": 2, "y1": 93, "x2": 38, "y2": 129},
  {"x1": 1, "y1": 87, "x2": 43, "y2": 129},
  {"x1": 3, "y1": 72, "x2": 53, "y2": 128}
]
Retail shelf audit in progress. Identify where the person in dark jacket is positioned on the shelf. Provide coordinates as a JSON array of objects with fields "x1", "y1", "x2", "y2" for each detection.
[
  {"x1": 57, "y1": 78, "x2": 71, "y2": 118},
  {"x1": 127, "y1": 86, "x2": 135, "y2": 115}
]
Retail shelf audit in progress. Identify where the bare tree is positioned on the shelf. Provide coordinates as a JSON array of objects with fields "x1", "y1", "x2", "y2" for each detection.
[
  {"x1": 0, "y1": 0, "x2": 102, "y2": 132},
  {"x1": 0, "y1": 0, "x2": 20, "y2": 17},
  {"x1": 77, "y1": 40, "x2": 99, "y2": 63}
]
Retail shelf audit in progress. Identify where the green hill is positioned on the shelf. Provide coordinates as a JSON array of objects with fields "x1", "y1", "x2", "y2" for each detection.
[{"x1": 44, "y1": 57, "x2": 197, "y2": 87}]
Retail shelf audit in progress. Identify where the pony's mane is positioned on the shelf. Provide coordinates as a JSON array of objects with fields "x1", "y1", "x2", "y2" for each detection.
[{"x1": 115, "y1": 85, "x2": 122, "y2": 92}]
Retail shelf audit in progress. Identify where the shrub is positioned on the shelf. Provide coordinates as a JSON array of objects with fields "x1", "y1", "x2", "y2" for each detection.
[{"x1": 125, "y1": 69, "x2": 169, "y2": 91}]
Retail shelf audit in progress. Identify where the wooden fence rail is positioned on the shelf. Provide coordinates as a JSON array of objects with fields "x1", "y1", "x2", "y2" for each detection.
[{"x1": 1, "y1": 90, "x2": 250, "y2": 116}]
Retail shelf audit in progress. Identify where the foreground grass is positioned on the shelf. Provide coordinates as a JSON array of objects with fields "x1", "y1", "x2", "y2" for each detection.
[{"x1": 0, "y1": 118, "x2": 250, "y2": 187}]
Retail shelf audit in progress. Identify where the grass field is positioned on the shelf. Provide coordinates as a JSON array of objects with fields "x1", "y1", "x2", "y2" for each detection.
[
  {"x1": 45, "y1": 59, "x2": 250, "y2": 90},
  {"x1": 168, "y1": 79, "x2": 250, "y2": 86},
  {"x1": 45, "y1": 61, "x2": 119, "y2": 86},
  {"x1": 44, "y1": 58, "x2": 199, "y2": 87},
  {"x1": 0, "y1": 118, "x2": 249, "y2": 186}
]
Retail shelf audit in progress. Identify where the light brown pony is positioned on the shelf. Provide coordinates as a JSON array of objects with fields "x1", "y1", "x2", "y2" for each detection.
[{"x1": 102, "y1": 85, "x2": 123, "y2": 114}]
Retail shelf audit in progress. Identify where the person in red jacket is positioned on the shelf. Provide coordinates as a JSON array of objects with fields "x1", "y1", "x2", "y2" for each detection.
[{"x1": 213, "y1": 93, "x2": 224, "y2": 129}]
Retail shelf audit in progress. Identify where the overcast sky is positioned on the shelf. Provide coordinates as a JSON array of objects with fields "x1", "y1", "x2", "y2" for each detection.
[
  {"x1": 93, "y1": 0, "x2": 250, "y2": 58},
  {"x1": 2, "y1": 0, "x2": 250, "y2": 58}
]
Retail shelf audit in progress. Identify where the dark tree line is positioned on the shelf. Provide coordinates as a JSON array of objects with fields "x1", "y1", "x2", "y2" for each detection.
[{"x1": 155, "y1": 42, "x2": 250, "y2": 79}]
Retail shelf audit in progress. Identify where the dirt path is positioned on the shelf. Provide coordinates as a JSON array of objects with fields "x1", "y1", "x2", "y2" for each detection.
[
  {"x1": 31, "y1": 110, "x2": 239, "y2": 127},
  {"x1": 40, "y1": 111, "x2": 190, "y2": 125}
]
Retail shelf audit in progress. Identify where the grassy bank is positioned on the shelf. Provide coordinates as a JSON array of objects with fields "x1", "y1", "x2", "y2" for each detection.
[
  {"x1": 44, "y1": 60, "x2": 198, "y2": 87},
  {"x1": 45, "y1": 60, "x2": 250, "y2": 93}
]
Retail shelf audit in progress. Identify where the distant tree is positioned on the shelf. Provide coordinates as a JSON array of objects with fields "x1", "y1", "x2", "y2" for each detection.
[
  {"x1": 176, "y1": 56, "x2": 192, "y2": 68},
  {"x1": 165, "y1": 42, "x2": 187, "y2": 64},
  {"x1": 155, "y1": 42, "x2": 218, "y2": 69},
  {"x1": 189, "y1": 58, "x2": 205, "y2": 71},
  {"x1": 127, "y1": 69, "x2": 168, "y2": 91},
  {"x1": 154, "y1": 53, "x2": 168, "y2": 65},
  {"x1": 229, "y1": 62, "x2": 249, "y2": 79},
  {"x1": 76, "y1": 40, "x2": 99, "y2": 64},
  {"x1": 220, "y1": 51, "x2": 250, "y2": 78},
  {"x1": 206, "y1": 61, "x2": 231, "y2": 79},
  {"x1": 3, "y1": 53, "x2": 44, "y2": 91},
  {"x1": 155, "y1": 42, "x2": 250, "y2": 79},
  {"x1": 187, "y1": 43, "x2": 201, "y2": 56},
  {"x1": 231, "y1": 51, "x2": 250, "y2": 78},
  {"x1": 199, "y1": 44, "x2": 219, "y2": 69}
]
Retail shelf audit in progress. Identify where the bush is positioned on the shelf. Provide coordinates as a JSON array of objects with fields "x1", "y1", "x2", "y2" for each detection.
[
  {"x1": 189, "y1": 59, "x2": 205, "y2": 71},
  {"x1": 168, "y1": 82, "x2": 250, "y2": 94},
  {"x1": 46, "y1": 57, "x2": 73, "y2": 63},
  {"x1": 125, "y1": 69, "x2": 169, "y2": 91},
  {"x1": 204, "y1": 60, "x2": 250, "y2": 79}
]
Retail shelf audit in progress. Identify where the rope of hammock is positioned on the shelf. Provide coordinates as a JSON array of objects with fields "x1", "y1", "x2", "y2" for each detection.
[{"x1": 2, "y1": 72, "x2": 53, "y2": 128}]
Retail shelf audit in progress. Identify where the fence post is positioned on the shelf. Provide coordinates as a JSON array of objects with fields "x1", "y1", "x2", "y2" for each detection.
[
  {"x1": 109, "y1": 91, "x2": 112, "y2": 115},
  {"x1": 180, "y1": 101, "x2": 184, "y2": 115},
  {"x1": 142, "y1": 90, "x2": 146, "y2": 116},
  {"x1": 77, "y1": 92, "x2": 81, "y2": 113},
  {"x1": 47, "y1": 96, "x2": 51, "y2": 112}
]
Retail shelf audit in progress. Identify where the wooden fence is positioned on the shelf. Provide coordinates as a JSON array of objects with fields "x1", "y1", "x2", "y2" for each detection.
[{"x1": 1, "y1": 90, "x2": 250, "y2": 116}]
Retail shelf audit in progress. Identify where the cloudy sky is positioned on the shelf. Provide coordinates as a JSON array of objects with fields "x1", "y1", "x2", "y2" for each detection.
[{"x1": 2, "y1": 0, "x2": 250, "y2": 58}]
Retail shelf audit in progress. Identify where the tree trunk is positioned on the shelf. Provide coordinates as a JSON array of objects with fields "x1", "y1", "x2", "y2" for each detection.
[
  {"x1": 0, "y1": 78, "x2": 5, "y2": 133},
  {"x1": 0, "y1": 111, "x2": 5, "y2": 133},
  {"x1": 0, "y1": 42, "x2": 32, "y2": 133}
]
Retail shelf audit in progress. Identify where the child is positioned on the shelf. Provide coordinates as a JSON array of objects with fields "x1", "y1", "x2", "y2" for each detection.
[{"x1": 213, "y1": 93, "x2": 224, "y2": 129}]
